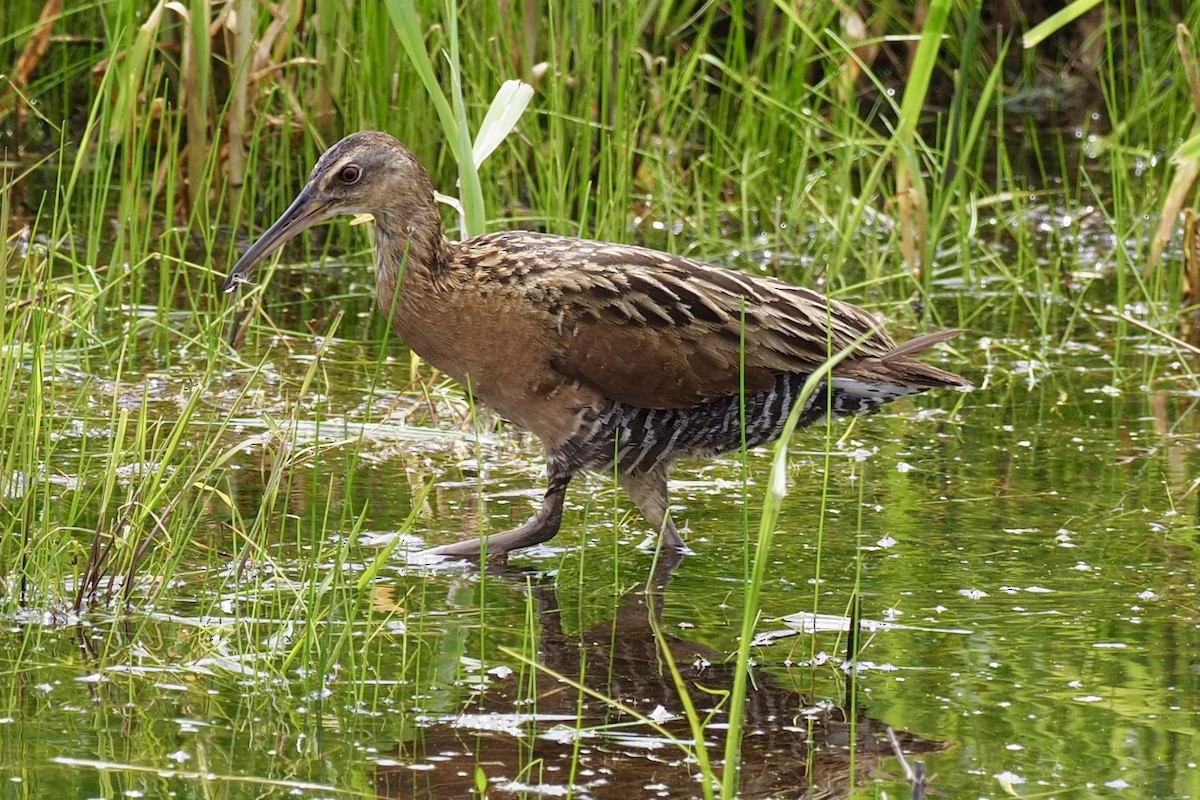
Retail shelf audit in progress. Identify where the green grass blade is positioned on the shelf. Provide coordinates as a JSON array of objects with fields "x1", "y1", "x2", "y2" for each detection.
[{"x1": 1022, "y1": 0, "x2": 1105, "y2": 50}]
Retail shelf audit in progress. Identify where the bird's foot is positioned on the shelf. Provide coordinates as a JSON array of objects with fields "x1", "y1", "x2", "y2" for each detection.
[
  {"x1": 415, "y1": 507, "x2": 563, "y2": 561},
  {"x1": 415, "y1": 537, "x2": 509, "y2": 563},
  {"x1": 659, "y1": 519, "x2": 688, "y2": 553}
]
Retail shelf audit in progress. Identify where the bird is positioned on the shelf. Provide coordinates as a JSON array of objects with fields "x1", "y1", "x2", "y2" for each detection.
[{"x1": 223, "y1": 131, "x2": 969, "y2": 559}]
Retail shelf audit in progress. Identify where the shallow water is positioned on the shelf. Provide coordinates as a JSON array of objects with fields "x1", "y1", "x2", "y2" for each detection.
[{"x1": 3, "y1": 211, "x2": 1200, "y2": 798}]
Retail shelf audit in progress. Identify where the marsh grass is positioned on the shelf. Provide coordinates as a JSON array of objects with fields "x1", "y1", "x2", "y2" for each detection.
[{"x1": 2, "y1": 0, "x2": 1200, "y2": 796}]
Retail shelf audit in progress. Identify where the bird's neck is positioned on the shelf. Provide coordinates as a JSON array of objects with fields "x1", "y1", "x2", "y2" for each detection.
[
  {"x1": 370, "y1": 203, "x2": 464, "y2": 363},
  {"x1": 371, "y1": 204, "x2": 451, "y2": 290}
]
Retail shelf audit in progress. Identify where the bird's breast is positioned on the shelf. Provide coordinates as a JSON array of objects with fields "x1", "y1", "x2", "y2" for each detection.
[{"x1": 379, "y1": 279, "x2": 603, "y2": 448}]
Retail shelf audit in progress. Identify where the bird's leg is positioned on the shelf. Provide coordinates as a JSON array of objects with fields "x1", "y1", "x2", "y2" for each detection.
[
  {"x1": 619, "y1": 465, "x2": 686, "y2": 551},
  {"x1": 422, "y1": 466, "x2": 572, "y2": 558}
]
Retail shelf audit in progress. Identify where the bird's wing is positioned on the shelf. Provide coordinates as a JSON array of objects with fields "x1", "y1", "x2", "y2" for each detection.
[{"x1": 476, "y1": 233, "x2": 902, "y2": 410}]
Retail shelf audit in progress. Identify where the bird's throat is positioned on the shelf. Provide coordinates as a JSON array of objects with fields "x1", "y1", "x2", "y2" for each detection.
[{"x1": 371, "y1": 206, "x2": 449, "y2": 285}]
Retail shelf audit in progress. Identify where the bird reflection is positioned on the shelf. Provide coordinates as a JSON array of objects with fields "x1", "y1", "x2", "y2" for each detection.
[{"x1": 376, "y1": 550, "x2": 942, "y2": 799}]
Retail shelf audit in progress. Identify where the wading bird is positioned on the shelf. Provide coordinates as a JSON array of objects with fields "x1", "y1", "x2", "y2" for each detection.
[{"x1": 224, "y1": 132, "x2": 968, "y2": 559}]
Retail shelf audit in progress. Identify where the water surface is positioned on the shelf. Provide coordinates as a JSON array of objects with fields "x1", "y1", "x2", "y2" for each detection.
[{"x1": 2, "y1": 212, "x2": 1199, "y2": 799}]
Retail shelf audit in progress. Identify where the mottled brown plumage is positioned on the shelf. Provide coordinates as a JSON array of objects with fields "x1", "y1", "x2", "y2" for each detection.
[{"x1": 225, "y1": 132, "x2": 970, "y2": 559}]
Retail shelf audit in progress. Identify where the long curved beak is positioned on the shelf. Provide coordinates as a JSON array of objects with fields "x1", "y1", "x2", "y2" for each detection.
[{"x1": 222, "y1": 188, "x2": 332, "y2": 292}]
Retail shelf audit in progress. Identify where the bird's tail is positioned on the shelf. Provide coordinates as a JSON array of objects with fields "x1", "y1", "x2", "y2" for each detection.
[{"x1": 876, "y1": 328, "x2": 972, "y2": 390}]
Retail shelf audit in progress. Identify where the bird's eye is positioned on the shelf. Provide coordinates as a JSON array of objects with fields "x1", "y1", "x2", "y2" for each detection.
[{"x1": 339, "y1": 164, "x2": 362, "y2": 184}]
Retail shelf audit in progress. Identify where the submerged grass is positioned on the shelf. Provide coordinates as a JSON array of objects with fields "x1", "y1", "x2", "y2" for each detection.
[{"x1": 2, "y1": 0, "x2": 1200, "y2": 796}]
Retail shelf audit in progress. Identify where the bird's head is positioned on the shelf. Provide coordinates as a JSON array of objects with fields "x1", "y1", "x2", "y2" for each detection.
[{"x1": 222, "y1": 131, "x2": 437, "y2": 292}]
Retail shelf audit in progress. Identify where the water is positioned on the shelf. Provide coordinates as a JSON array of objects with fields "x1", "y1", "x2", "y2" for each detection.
[{"x1": 3, "y1": 222, "x2": 1200, "y2": 799}]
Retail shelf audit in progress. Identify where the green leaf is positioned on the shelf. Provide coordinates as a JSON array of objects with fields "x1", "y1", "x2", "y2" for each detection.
[
  {"x1": 384, "y1": 0, "x2": 485, "y2": 237},
  {"x1": 1022, "y1": 0, "x2": 1104, "y2": 50},
  {"x1": 1173, "y1": 131, "x2": 1200, "y2": 165},
  {"x1": 383, "y1": 0, "x2": 459, "y2": 149},
  {"x1": 474, "y1": 765, "x2": 487, "y2": 796},
  {"x1": 473, "y1": 80, "x2": 534, "y2": 168},
  {"x1": 897, "y1": 0, "x2": 952, "y2": 141}
]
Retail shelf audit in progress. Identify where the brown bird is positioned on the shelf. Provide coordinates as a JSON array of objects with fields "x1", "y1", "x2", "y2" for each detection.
[{"x1": 224, "y1": 131, "x2": 969, "y2": 559}]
